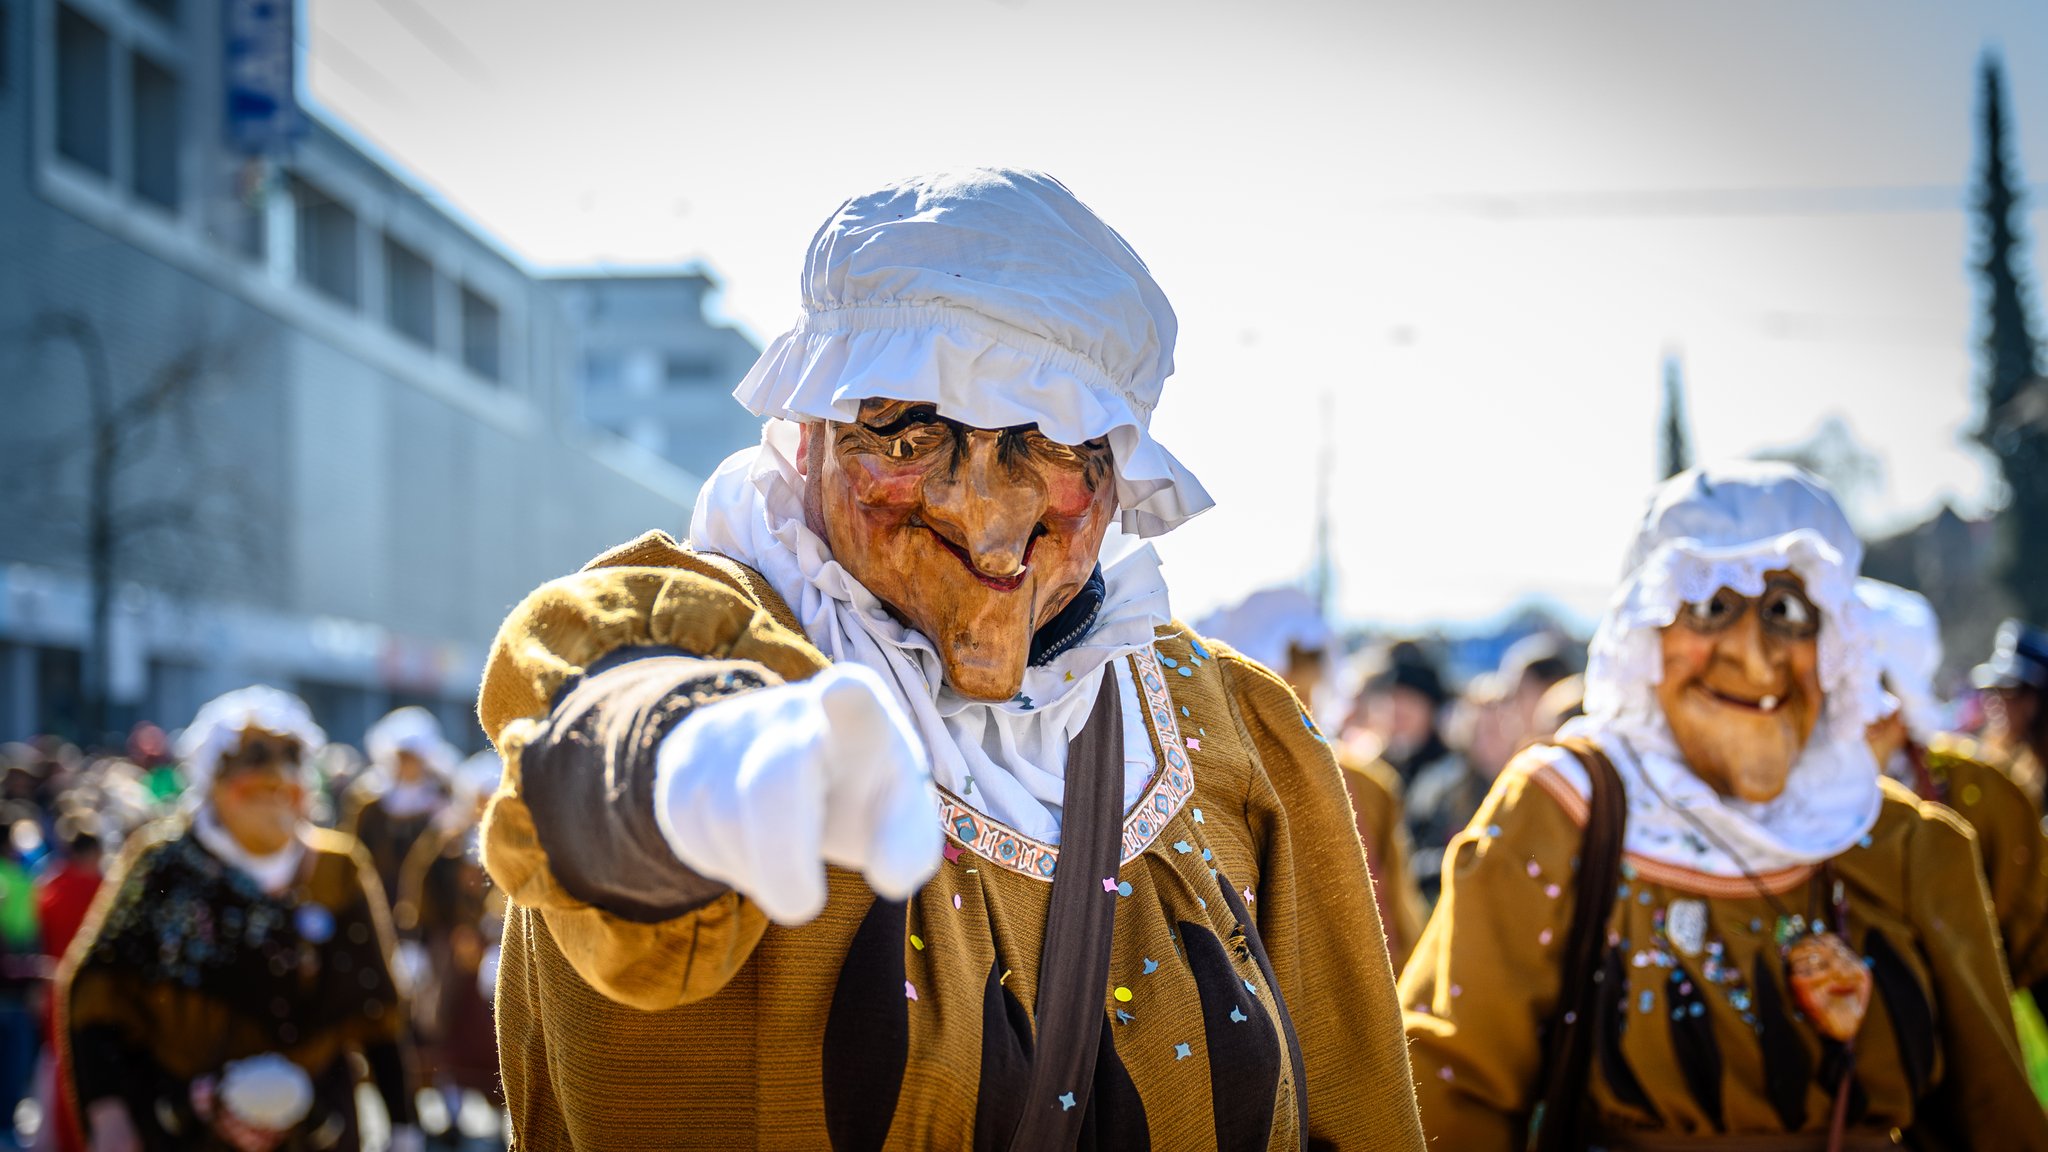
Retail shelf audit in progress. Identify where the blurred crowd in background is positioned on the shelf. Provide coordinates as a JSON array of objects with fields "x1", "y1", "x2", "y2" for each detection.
[{"x1": 0, "y1": 705, "x2": 506, "y2": 1151}]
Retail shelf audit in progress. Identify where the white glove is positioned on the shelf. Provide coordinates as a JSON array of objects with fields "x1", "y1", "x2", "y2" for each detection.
[{"x1": 653, "y1": 662, "x2": 942, "y2": 925}]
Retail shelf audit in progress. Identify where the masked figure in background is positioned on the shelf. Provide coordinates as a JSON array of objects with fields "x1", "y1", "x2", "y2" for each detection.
[
  {"x1": 1861, "y1": 580, "x2": 2048, "y2": 1013},
  {"x1": 1200, "y1": 586, "x2": 1427, "y2": 969},
  {"x1": 393, "y1": 751, "x2": 505, "y2": 1148},
  {"x1": 341, "y1": 708, "x2": 455, "y2": 906},
  {"x1": 62, "y1": 687, "x2": 421, "y2": 1152},
  {"x1": 1348, "y1": 641, "x2": 1484, "y2": 906},
  {"x1": 475, "y1": 169, "x2": 1423, "y2": 1149},
  {"x1": 1973, "y1": 619, "x2": 2048, "y2": 813},
  {"x1": 1403, "y1": 464, "x2": 2047, "y2": 1150}
]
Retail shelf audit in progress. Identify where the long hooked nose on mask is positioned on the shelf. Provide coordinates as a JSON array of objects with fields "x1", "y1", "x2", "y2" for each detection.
[{"x1": 919, "y1": 430, "x2": 1048, "y2": 585}]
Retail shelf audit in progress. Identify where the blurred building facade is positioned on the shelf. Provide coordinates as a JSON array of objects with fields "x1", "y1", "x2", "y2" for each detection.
[
  {"x1": 555, "y1": 272, "x2": 764, "y2": 480},
  {"x1": 0, "y1": 0, "x2": 758, "y2": 749}
]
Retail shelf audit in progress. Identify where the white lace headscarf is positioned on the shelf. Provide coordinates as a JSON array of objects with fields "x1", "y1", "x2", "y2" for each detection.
[
  {"x1": 1856, "y1": 578, "x2": 1944, "y2": 743},
  {"x1": 1550, "y1": 462, "x2": 1888, "y2": 875}
]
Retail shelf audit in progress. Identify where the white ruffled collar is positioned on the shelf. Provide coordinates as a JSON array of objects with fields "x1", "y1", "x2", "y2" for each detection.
[
  {"x1": 1547, "y1": 710, "x2": 1883, "y2": 877},
  {"x1": 688, "y1": 423, "x2": 1173, "y2": 842},
  {"x1": 193, "y1": 806, "x2": 307, "y2": 895}
]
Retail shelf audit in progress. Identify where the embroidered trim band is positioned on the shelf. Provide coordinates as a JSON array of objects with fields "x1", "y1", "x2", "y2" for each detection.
[{"x1": 936, "y1": 646, "x2": 1196, "y2": 882}]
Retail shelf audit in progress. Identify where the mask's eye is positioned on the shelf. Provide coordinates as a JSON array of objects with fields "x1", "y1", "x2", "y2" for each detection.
[
  {"x1": 1680, "y1": 588, "x2": 1746, "y2": 633},
  {"x1": 1759, "y1": 585, "x2": 1820, "y2": 639}
]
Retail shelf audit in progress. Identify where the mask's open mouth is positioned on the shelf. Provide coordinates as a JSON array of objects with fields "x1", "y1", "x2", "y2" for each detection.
[
  {"x1": 1694, "y1": 684, "x2": 1785, "y2": 714},
  {"x1": 924, "y1": 525, "x2": 1043, "y2": 593}
]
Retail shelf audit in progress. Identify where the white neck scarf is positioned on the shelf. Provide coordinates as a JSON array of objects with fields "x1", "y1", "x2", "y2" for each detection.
[
  {"x1": 193, "y1": 806, "x2": 306, "y2": 895},
  {"x1": 688, "y1": 424, "x2": 1173, "y2": 845},
  {"x1": 1545, "y1": 710, "x2": 1883, "y2": 877}
]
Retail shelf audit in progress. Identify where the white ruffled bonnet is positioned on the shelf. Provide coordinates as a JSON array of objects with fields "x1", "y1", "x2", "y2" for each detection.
[
  {"x1": 365, "y1": 706, "x2": 457, "y2": 778},
  {"x1": 731, "y1": 167, "x2": 1212, "y2": 538},
  {"x1": 175, "y1": 685, "x2": 327, "y2": 794},
  {"x1": 1585, "y1": 461, "x2": 1886, "y2": 743},
  {"x1": 1856, "y1": 578, "x2": 1944, "y2": 741}
]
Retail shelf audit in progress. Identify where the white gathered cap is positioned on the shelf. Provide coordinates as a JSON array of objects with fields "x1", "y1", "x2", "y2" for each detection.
[
  {"x1": 453, "y1": 748, "x2": 504, "y2": 800},
  {"x1": 175, "y1": 685, "x2": 327, "y2": 795},
  {"x1": 732, "y1": 167, "x2": 1213, "y2": 538},
  {"x1": 1856, "y1": 578, "x2": 1944, "y2": 740},
  {"x1": 365, "y1": 706, "x2": 456, "y2": 777},
  {"x1": 1585, "y1": 461, "x2": 1885, "y2": 743},
  {"x1": 1193, "y1": 586, "x2": 1330, "y2": 674}
]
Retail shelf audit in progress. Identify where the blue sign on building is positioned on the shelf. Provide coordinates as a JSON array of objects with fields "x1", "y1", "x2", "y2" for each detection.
[{"x1": 223, "y1": 0, "x2": 303, "y2": 154}]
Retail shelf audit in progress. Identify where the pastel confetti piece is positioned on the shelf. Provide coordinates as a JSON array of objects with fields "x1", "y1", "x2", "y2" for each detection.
[
  {"x1": 1544, "y1": 884, "x2": 1561, "y2": 899},
  {"x1": 1229, "y1": 1006, "x2": 1247, "y2": 1023},
  {"x1": 905, "y1": 981, "x2": 918, "y2": 1001},
  {"x1": 1539, "y1": 928, "x2": 1554, "y2": 946},
  {"x1": 1001, "y1": 969, "x2": 1012, "y2": 985},
  {"x1": 1242, "y1": 887, "x2": 1255, "y2": 905},
  {"x1": 1142, "y1": 957, "x2": 1159, "y2": 974},
  {"x1": 1197, "y1": 897, "x2": 1207, "y2": 910},
  {"x1": 1450, "y1": 984, "x2": 1462, "y2": 998},
  {"x1": 1186, "y1": 738, "x2": 1201, "y2": 752},
  {"x1": 1201, "y1": 848, "x2": 1212, "y2": 861},
  {"x1": 943, "y1": 842, "x2": 962, "y2": 863},
  {"x1": 1065, "y1": 671, "x2": 1074, "y2": 682},
  {"x1": 1193, "y1": 808, "x2": 1205, "y2": 824},
  {"x1": 1526, "y1": 860, "x2": 1541, "y2": 878},
  {"x1": 1174, "y1": 1043, "x2": 1192, "y2": 1060},
  {"x1": 910, "y1": 935, "x2": 924, "y2": 951},
  {"x1": 1173, "y1": 840, "x2": 1193, "y2": 854},
  {"x1": 1181, "y1": 706, "x2": 1190, "y2": 717},
  {"x1": 1160, "y1": 654, "x2": 1177, "y2": 667},
  {"x1": 1438, "y1": 1066, "x2": 1454, "y2": 1081},
  {"x1": 1103, "y1": 877, "x2": 1118, "y2": 893},
  {"x1": 1115, "y1": 1009, "x2": 1134, "y2": 1024},
  {"x1": 1114, "y1": 986, "x2": 1133, "y2": 1002},
  {"x1": 1058, "y1": 1092, "x2": 1076, "y2": 1111},
  {"x1": 1117, "y1": 881, "x2": 1133, "y2": 897},
  {"x1": 1243, "y1": 979, "x2": 1257, "y2": 994},
  {"x1": 1178, "y1": 666, "x2": 1193, "y2": 677},
  {"x1": 953, "y1": 894, "x2": 962, "y2": 910}
]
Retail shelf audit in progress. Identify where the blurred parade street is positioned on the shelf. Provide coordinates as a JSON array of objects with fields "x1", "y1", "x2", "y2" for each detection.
[{"x1": 5, "y1": 1, "x2": 2048, "y2": 1149}]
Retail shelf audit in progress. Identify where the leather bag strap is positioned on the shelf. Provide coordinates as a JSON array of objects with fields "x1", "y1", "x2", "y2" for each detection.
[{"x1": 1531, "y1": 737, "x2": 1628, "y2": 1152}]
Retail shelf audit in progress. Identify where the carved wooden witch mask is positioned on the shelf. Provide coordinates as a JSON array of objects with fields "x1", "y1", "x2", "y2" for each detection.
[{"x1": 802, "y1": 399, "x2": 1117, "y2": 702}]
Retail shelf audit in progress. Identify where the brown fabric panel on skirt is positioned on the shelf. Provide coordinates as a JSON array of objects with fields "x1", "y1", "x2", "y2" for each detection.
[{"x1": 1008, "y1": 675, "x2": 1124, "y2": 1149}]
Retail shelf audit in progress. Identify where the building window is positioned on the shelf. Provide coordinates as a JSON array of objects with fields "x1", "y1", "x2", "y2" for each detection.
[
  {"x1": 129, "y1": 53, "x2": 180, "y2": 209},
  {"x1": 55, "y1": 5, "x2": 112, "y2": 175},
  {"x1": 461, "y1": 285, "x2": 500, "y2": 381},
  {"x1": 384, "y1": 237, "x2": 435, "y2": 348},
  {"x1": 294, "y1": 176, "x2": 359, "y2": 307},
  {"x1": 664, "y1": 354, "x2": 720, "y2": 387},
  {"x1": 582, "y1": 350, "x2": 620, "y2": 391}
]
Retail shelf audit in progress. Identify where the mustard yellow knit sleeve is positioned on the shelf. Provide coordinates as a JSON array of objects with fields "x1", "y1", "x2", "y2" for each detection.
[
  {"x1": 1897, "y1": 786, "x2": 2048, "y2": 1148},
  {"x1": 1341, "y1": 755, "x2": 1428, "y2": 972},
  {"x1": 476, "y1": 555, "x2": 829, "y2": 1011},
  {"x1": 1931, "y1": 749, "x2": 2048, "y2": 993},
  {"x1": 1400, "y1": 750, "x2": 1579, "y2": 1150},
  {"x1": 1217, "y1": 645, "x2": 1427, "y2": 1151}
]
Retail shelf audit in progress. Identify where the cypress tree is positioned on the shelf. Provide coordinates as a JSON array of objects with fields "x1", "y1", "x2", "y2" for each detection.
[
  {"x1": 1974, "y1": 51, "x2": 2048, "y2": 622},
  {"x1": 1660, "y1": 352, "x2": 1693, "y2": 479}
]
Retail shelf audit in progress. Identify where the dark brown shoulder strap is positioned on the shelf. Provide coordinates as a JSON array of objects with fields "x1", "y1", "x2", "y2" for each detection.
[
  {"x1": 1009, "y1": 671, "x2": 1124, "y2": 1150},
  {"x1": 1531, "y1": 737, "x2": 1627, "y2": 1152}
]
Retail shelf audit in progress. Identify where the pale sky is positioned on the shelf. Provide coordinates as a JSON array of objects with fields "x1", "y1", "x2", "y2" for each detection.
[{"x1": 304, "y1": 0, "x2": 2048, "y2": 629}]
